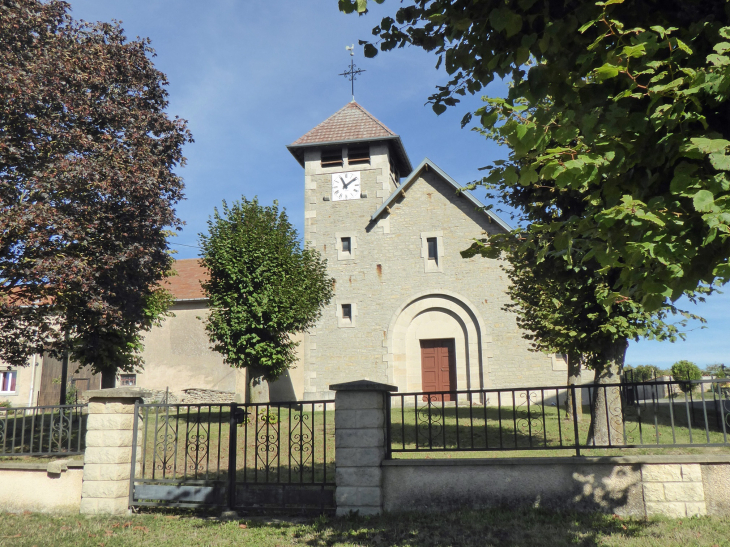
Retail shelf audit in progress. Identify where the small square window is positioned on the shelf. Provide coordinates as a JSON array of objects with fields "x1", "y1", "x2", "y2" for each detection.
[
  {"x1": 119, "y1": 374, "x2": 136, "y2": 387},
  {"x1": 341, "y1": 304, "x2": 352, "y2": 321},
  {"x1": 427, "y1": 237, "x2": 438, "y2": 261},
  {"x1": 0, "y1": 370, "x2": 16, "y2": 392},
  {"x1": 341, "y1": 237, "x2": 351, "y2": 254},
  {"x1": 348, "y1": 144, "x2": 370, "y2": 165},
  {"x1": 321, "y1": 148, "x2": 343, "y2": 167}
]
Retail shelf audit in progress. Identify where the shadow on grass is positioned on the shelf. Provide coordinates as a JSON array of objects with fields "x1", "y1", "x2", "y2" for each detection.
[{"x1": 236, "y1": 506, "x2": 659, "y2": 547}]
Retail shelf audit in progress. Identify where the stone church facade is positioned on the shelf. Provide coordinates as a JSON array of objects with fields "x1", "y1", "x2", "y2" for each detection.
[{"x1": 287, "y1": 101, "x2": 566, "y2": 401}]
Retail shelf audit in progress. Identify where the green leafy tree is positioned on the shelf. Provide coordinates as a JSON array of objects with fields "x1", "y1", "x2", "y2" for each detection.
[
  {"x1": 342, "y1": 0, "x2": 726, "y2": 442},
  {"x1": 704, "y1": 363, "x2": 726, "y2": 377},
  {"x1": 624, "y1": 364, "x2": 663, "y2": 382},
  {"x1": 342, "y1": 0, "x2": 730, "y2": 305},
  {"x1": 705, "y1": 363, "x2": 729, "y2": 393},
  {"x1": 467, "y1": 241, "x2": 692, "y2": 438},
  {"x1": 0, "y1": 0, "x2": 192, "y2": 388},
  {"x1": 199, "y1": 198, "x2": 334, "y2": 402},
  {"x1": 671, "y1": 360, "x2": 703, "y2": 393}
]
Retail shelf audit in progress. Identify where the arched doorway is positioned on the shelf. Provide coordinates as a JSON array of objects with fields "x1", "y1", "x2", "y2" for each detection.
[{"x1": 384, "y1": 291, "x2": 490, "y2": 395}]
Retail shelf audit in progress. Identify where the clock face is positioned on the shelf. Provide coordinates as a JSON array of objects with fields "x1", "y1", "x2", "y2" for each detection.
[{"x1": 332, "y1": 171, "x2": 361, "y2": 201}]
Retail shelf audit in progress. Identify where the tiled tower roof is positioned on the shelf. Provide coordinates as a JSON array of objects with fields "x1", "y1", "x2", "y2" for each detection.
[
  {"x1": 290, "y1": 102, "x2": 397, "y2": 145},
  {"x1": 287, "y1": 101, "x2": 412, "y2": 176}
]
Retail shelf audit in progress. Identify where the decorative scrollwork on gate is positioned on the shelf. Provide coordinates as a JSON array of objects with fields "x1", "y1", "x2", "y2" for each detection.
[
  {"x1": 621, "y1": 396, "x2": 641, "y2": 445},
  {"x1": 291, "y1": 411, "x2": 313, "y2": 475},
  {"x1": 515, "y1": 391, "x2": 544, "y2": 446},
  {"x1": 0, "y1": 419, "x2": 5, "y2": 447},
  {"x1": 606, "y1": 386, "x2": 627, "y2": 445},
  {"x1": 184, "y1": 418, "x2": 209, "y2": 475},
  {"x1": 256, "y1": 408, "x2": 279, "y2": 476},
  {"x1": 154, "y1": 416, "x2": 177, "y2": 476},
  {"x1": 50, "y1": 410, "x2": 72, "y2": 451},
  {"x1": 417, "y1": 396, "x2": 443, "y2": 446}
]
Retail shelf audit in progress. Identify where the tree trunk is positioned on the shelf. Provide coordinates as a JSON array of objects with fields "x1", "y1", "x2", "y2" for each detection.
[
  {"x1": 565, "y1": 353, "x2": 582, "y2": 423},
  {"x1": 101, "y1": 370, "x2": 116, "y2": 389},
  {"x1": 248, "y1": 369, "x2": 269, "y2": 404},
  {"x1": 588, "y1": 339, "x2": 627, "y2": 446}
]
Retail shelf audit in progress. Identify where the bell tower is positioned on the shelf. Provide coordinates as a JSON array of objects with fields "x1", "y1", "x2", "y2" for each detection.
[
  {"x1": 287, "y1": 102, "x2": 412, "y2": 400},
  {"x1": 287, "y1": 101, "x2": 412, "y2": 249}
]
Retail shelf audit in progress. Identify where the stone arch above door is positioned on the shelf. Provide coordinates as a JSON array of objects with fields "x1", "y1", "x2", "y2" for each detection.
[{"x1": 383, "y1": 291, "x2": 492, "y2": 394}]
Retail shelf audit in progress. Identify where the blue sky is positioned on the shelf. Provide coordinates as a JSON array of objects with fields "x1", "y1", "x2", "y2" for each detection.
[{"x1": 69, "y1": 0, "x2": 729, "y2": 370}]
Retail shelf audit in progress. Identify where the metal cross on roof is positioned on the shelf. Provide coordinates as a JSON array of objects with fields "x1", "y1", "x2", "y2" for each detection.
[{"x1": 339, "y1": 45, "x2": 366, "y2": 102}]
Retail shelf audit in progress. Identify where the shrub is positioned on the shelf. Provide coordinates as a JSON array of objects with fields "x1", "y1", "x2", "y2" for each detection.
[
  {"x1": 704, "y1": 364, "x2": 729, "y2": 393},
  {"x1": 671, "y1": 360, "x2": 703, "y2": 393},
  {"x1": 0, "y1": 400, "x2": 11, "y2": 409},
  {"x1": 624, "y1": 364, "x2": 662, "y2": 382}
]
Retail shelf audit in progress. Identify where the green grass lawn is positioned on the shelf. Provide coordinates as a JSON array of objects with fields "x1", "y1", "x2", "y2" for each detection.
[
  {"x1": 390, "y1": 398, "x2": 730, "y2": 459},
  {"x1": 1, "y1": 507, "x2": 729, "y2": 547}
]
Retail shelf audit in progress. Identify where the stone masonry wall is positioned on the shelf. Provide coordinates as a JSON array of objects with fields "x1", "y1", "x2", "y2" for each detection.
[
  {"x1": 179, "y1": 389, "x2": 237, "y2": 404},
  {"x1": 642, "y1": 463, "x2": 707, "y2": 517},
  {"x1": 80, "y1": 397, "x2": 142, "y2": 515},
  {"x1": 380, "y1": 456, "x2": 730, "y2": 517},
  {"x1": 301, "y1": 144, "x2": 563, "y2": 400}
]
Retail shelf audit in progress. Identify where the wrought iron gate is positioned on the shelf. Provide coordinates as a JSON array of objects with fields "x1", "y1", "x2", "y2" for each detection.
[{"x1": 129, "y1": 400, "x2": 335, "y2": 513}]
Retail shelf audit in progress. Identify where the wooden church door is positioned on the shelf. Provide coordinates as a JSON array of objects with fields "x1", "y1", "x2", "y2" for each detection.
[{"x1": 420, "y1": 339, "x2": 456, "y2": 402}]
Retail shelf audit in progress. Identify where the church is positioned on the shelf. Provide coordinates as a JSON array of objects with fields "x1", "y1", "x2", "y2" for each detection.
[
  {"x1": 285, "y1": 100, "x2": 566, "y2": 401},
  {"x1": 2, "y1": 101, "x2": 567, "y2": 407}
]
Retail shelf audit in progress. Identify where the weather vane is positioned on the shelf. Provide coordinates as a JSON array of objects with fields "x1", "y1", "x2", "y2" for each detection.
[{"x1": 339, "y1": 45, "x2": 365, "y2": 102}]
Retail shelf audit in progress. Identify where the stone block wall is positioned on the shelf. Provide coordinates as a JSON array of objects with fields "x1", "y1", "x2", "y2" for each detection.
[
  {"x1": 642, "y1": 463, "x2": 707, "y2": 517},
  {"x1": 380, "y1": 455, "x2": 730, "y2": 518},
  {"x1": 179, "y1": 388, "x2": 237, "y2": 404},
  {"x1": 332, "y1": 380, "x2": 394, "y2": 516},
  {"x1": 80, "y1": 391, "x2": 145, "y2": 515}
]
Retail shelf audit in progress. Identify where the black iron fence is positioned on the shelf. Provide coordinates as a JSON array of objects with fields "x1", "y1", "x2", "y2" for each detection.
[
  {"x1": 387, "y1": 379, "x2": 730, "y2": 457},
  {"x1": 0, "y1": 404, "x2": 87, "y2": 456},
  {"x1": 130, "y1": 400, "x2": 335, "y2": 512}
]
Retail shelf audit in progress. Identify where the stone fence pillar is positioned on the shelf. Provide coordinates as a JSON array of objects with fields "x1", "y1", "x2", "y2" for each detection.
[
  {"x1": 80, "y1": 387, "x2": 150, "y2": 515},
  {"x1": 331, "y1": 380, "x2": 397, "y2": 516}
]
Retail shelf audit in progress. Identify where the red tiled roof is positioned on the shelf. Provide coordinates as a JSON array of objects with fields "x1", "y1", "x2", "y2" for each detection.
[
  {"x1": 165, "y1": 259, "x2": 208, "y2": 300},
  {"x1": 290, "y1": 101, "x2": 397, "y2": 146}
]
